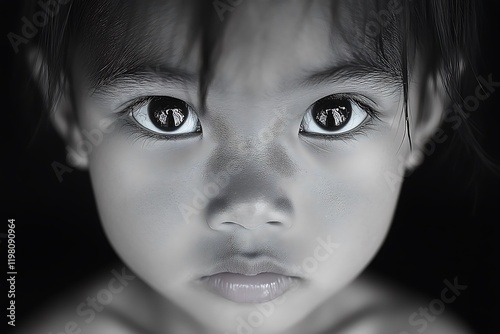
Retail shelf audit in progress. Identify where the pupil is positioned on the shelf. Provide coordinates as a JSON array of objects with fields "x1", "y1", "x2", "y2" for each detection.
[
  {"x1": 148, "y1": 97, "x2": 187, "y2": 131},
  {"x1": 313, "y1": 98, "x2": 352, "y2": 131}
]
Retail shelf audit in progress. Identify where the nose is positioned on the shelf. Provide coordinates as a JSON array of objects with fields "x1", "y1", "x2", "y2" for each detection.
[
  {"x1": 205, "y1": 187, "x2": 294, "y2": 231},
  {"x1": 203, "y1": 135, "x2": 297, "y2": 231}
]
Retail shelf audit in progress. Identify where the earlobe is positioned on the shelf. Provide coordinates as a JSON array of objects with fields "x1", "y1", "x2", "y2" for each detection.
[{"x1": 26, "y1": 48, "x2": 89, "y2": 170}]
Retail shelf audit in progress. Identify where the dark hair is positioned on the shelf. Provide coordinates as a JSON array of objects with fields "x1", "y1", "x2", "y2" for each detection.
[{"x1": 24, "y1": 0, "x2": 485, "y2": 159}]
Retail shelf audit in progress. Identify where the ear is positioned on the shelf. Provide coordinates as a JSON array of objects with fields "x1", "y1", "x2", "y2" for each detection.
[
  {"x1": 27, "y1": 48, "x2": 89, "y2": 169},
  {"x1": 404, "y1": 61, "x2": 459, "y2": 172}
]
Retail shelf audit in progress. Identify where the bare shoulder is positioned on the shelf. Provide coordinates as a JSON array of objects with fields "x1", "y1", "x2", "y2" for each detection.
[
  {"x1": 333, "y1": 274, "x2": 477, "y2": 334},
  {"x1": 11, "y1": 266, "x2": 157, "y2": 334}
]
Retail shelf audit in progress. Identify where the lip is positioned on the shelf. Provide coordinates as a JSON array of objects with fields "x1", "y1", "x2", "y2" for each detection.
[
  {"x1": 201, "y1": 272, "x2": 299, "y2": 303},
  {"x1": 200, "y1": 257, "x2": 302, "y2": 303},
  {"x1": 203, "y1": 256, "x2": 300, "y2": 277}
]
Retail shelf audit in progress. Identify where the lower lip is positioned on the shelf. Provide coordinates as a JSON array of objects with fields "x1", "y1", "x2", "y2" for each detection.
[{"x1": 201, "y1": 272, "x2": 298, "y2": 303}]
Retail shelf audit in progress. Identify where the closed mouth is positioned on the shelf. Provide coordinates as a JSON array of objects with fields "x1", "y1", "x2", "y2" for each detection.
[{"x1": 200, "y1": 257, "x2": 302, "y2": 303}]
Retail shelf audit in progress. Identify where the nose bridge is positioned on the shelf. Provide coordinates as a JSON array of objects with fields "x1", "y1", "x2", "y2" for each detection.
[
  {"x1": 203, "y1": 145, "x2": 295, "y2": 231},
  {"x1": 207, "y1": 118, "x2": 298, "y2": 178}
]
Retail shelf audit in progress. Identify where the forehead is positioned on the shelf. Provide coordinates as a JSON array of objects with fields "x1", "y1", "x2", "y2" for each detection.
[{"x1": 74, "y1": 0, "x2": 400, "y2": 93}]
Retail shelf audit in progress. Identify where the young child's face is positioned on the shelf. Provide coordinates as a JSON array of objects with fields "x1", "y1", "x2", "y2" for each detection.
[{"x1": 67, "y1": 0, "x2": 429, "y2": 332}]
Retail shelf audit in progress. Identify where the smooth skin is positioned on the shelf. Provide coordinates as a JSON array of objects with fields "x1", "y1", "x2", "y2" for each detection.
[{"x1": 31, "y1": 0, "x2": 453, "y2": 333}]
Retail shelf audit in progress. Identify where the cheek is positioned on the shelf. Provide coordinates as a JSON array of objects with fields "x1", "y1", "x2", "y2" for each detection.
[
  {"x1": 293, "y1": 133, "x2": 407, "y2": 284},
  {"x1": 87, "y1": 131, "x2": 213, "y2": 286}
]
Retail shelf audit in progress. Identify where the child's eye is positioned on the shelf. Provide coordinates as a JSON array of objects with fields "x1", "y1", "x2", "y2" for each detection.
[
  {"x1": 127, "y1": 96, "x2": 201, "y2": 136},
  {"x1": 299, "y1": 95, "x2": 374, "y2": 138}
]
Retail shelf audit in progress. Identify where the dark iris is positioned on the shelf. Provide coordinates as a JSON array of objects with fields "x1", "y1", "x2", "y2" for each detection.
[
  {"x1": 148, "y1": 96, "x2": 188, "y2": 131},
  {"x1": 312, "y1": 97, "x2": 352, "y2": 131}
]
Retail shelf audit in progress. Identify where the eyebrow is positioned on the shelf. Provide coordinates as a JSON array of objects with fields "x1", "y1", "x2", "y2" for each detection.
[
  {"x1": 300, "y1": 61, "x2": 402, "y2": 90},
  {"x1": 90, "y1": 53, "x2": 403, "y2": 102},
  {"x1": 90, "y1": 65, "x2": 197, "y2": 96}
]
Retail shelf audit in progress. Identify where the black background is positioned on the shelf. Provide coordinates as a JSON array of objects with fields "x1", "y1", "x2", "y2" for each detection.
[{"x1": 2, "y1": 1, "x2": 500, "y2": 333}]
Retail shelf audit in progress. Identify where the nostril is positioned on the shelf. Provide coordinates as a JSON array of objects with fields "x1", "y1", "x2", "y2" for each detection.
[
  {"x1": 268, "y1": 221, "x2": 283, "y2": 226},
  {"x1": 205, "y1": 196, "x2": 294, "y2": 230},
  {"x1": 221, "y1": 221, "x2": 237, "y2": 226},
  {"x1": 217, "y1": 220, "x2": 285, "y2": 230}
]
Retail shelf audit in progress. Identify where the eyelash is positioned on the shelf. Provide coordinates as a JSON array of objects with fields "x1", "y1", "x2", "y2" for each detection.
[
  {"x1": 117, "y1": 96, "x2": 202, "y2": 142},
  {"x1": 300, "y1": 94, "x2": 381, "y2": 142},
  {"x1": 305, "y1": 121, "x2": 375, "y2": 143},
  {"x1": 117, "y1": 94, "x2": 381, "y2": 143}
]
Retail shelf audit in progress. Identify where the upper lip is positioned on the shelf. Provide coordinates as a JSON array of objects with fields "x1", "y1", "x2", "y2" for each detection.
[{"x1": 201, "y1": 255, "x2": 301, "y2": 278}]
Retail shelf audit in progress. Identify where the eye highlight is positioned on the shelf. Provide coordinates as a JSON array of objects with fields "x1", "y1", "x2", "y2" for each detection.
[
  {"x1": 148, "y1": 97, "x2": 188, "y2": 131},
  {"x1": 299, "y1": 94, "x2": 377, "y2": 140},
  {"x1": 124, "y1": 96, "x2": 202, "y2": 138}
]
